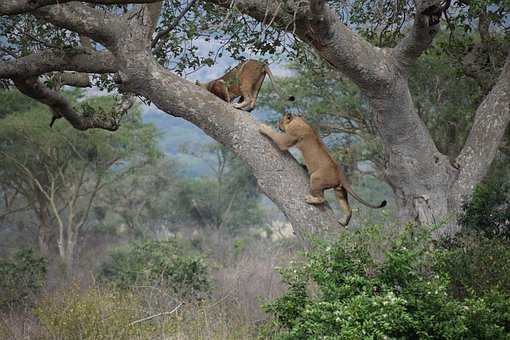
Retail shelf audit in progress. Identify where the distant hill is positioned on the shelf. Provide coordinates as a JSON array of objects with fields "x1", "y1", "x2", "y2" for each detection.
[{"x1": 142, "y1": 105, "x2": 281, "y2": 177}]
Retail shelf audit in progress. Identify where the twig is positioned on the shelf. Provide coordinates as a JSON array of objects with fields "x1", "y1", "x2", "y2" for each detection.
[
  {"x1": 129, "y1": 302, "x2": 183, "y2": 326},
  {"x1": 204, "y1": 293, "x2": 232, "y2": 309},
  {"x1": 151, "y1": 0, "x2": 198, "y2": 48},
  {"x1": 260, "y1": 1, "x2": 281, "y2": 38}
]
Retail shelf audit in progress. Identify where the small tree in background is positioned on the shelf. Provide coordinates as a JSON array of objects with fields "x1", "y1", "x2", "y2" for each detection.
[
  {"x1": 98, "y1": 239, "x2": 210, "y2": 299},
  {"x1": 0, "y1": 90, "x2": 159, "y2": 273},
  {"x1": 97, "y1": 157, "x2": 183, "y2": 238},
  {"x1": 177, "y1": 144, "x2": 264, "y2": 233}
]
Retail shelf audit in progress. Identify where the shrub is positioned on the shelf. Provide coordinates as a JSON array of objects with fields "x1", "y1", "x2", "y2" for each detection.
[
  {"x1": 98, "y1": 239, "x2": 210, "y2": 298},
  {"x1": 459, "y1": 180, "x2": 510, "y2": 240},
  {"x1": 264, "y1": 225, "x2": 510, "y2": 339},
  {"x1": 436, "y1": 234, "x2": 510, "y2": 297},
  {"x1": 0, "y1": 249, "x2": 47, "y2": 309},
  {"x1": 442, "y1": 177, "x2": 510, "y2": 298},
  {"x1": 34, "y1": 286, "x2": 155, "y2": 339}
]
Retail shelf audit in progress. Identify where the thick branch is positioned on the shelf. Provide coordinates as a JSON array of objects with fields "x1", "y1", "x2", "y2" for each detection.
[
  {"x1": 393, "y1": 1, "x2": 443, "y2": 68},
  {"x1": 56, "y1": 72, "x2": 92, "y2": 88},
  {"x1": 206, "y1": 0, "x2": 392, "y2": 92},
  {"x1": 0, "y1": 49, "x2": 116, "y2": 79},
  {"x1": 0, "y1": 0, "x2": 160, "y2": 15},
  {"x1": 393, "y1": 0, "x2": 453, "y2": 69},
  {"x1": 451, "y1": 54, "x2": 510, "y2": 208},
  {"x1": 140, "y1": 2, "x2": 164, "y2": 43},
  {"x1": 33, "y1": 3, "x2": 124, "y2": 47},
  {"x1": 13, "y1": 77, "x2": 130, "y2": 131}
]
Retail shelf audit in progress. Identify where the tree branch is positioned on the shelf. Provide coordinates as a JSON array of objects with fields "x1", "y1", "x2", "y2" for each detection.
[
  {"x1": 205, "y1": 0, "x2": 393, "y2": 92},
  {"x1": 140, "y1": 2, "x2": 164, "y2": 43},
  {"x1": 54, "y1": 72, "x2": 92, "y2": 88},
  {"x1": 33, "y1": 3, "x2": 124, "y2": 47},
  {"x1": 0, "y1": 49, "x2": 117, "y2": 79},
  {"x1": 129, "y1": 302, "x2": 183, "y2": 326},
  {"x1": 393, "y1": 0, "x2": 450, "y2": 68},
  {"x1": 151, "y1": 0, "x2": 198, "y2": 49},
  {"x1": 13, "y1": 77, "x2": 131, "y2": 131},
  {"x1": 0, "y1": 0, "x2": 161, "y2": 15},
  {"x1": 393, "y1": 4, "x2": 439, "y2": 67},
  {"x1": 451, "y1": 53, "x2": 510, "y2": 208},
  {"x1": 116, "y1": 54, "x2": 338, "y2": 235},
  {"x1": 76, "y1": 174, "x2": 103, "y2": 231}
]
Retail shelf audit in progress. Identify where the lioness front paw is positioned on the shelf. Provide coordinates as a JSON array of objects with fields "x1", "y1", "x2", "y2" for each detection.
[
  {"x1": 259, "y1": 124, "x2": 272, "y2": 135},
  {"x1": 305, "y1": 195, "x2": 325, "y2": 205}
]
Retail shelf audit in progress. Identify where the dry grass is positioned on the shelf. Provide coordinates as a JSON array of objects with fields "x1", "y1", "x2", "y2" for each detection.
[{"x1": 0, "y1": 228, "x2": 300, "y2": 339}]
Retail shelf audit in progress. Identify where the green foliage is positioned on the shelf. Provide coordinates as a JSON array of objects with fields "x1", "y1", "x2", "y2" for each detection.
[
  {"x1": 409, "y1": 37, "x2": 483, "y2": 159},
  {"x1": 458, "y1": 179, "x2": 510, "y2": 240},
  {"x1": 437, "y1": 234, "x2": 510, "y2": 298},
  {"x1": 98, "y1": 239, "x2": 210, "y2": 298},
  {"x1": 0, "y1": 90, "x2": 160, "y2": 191},
  {"x1": 264, "y1": 225, "x2": 510, "y2": 339},
  {"x1": 34, "y1": 287, "x2": 155, "y2": 339},
  {"x1": 0, "y1": 89, "x2": 161, "y2": 270},
  {"x1": 0, "y1": 249, "x2": 47, "y2": 309},
  {"x1": 96, "y1": 157, "x2": 182, "y2": 237}
]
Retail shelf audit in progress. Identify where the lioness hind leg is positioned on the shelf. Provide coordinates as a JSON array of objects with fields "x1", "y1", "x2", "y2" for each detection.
[
  {"x1": 305, "y1": 172, "x2": 326, "y2": 205},
  {"x1": 233, "y1": 79, "x2": 256, "y2": 110},
  {"x1": 247, "y1": 74, "x2": 265, "y2": 111},
  {"x1": 335, "y1": 186, "x2": 352, "y2": 226}
]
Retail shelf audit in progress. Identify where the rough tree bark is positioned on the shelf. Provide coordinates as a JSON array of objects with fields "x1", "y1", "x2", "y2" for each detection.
[
  {"x1": 1, "y1": 0, "x2": 508, "y2": 236},
  {"x1": 203, "y1": 0, "x2": 510, "y2": 234}
]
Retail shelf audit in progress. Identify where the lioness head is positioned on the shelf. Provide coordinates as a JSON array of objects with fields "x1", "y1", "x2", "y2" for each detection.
[{"x1": 277, "y1": 112, "x2": 293, "y2": 132}]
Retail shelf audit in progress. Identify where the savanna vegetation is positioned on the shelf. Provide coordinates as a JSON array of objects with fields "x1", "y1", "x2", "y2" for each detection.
[{"x1": 1, "y1": 0, "x2": 510, "y2": 338}]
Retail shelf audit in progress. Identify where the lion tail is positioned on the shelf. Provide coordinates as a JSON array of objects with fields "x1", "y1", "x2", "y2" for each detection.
[
  {"x1": 338, "y1": 169, "x2": 386, "y2": 209},
  {"x1": 264, "y1": 65, "x2": 295, "y2": 102}
]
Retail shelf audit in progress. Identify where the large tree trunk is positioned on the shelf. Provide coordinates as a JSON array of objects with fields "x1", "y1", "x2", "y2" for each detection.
[
  {"x1": 2, "y1": 0, "x2": 509, "y2": 238},
  {"x1": 368, "y1": 78, "x2": 454, "y2": 228},
  {"x1": 449, "y1": 56, "x2": 510, "y2": 215},
  {"x1": 201, "y1": 0, "x2": 467, "y2": 232}
]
